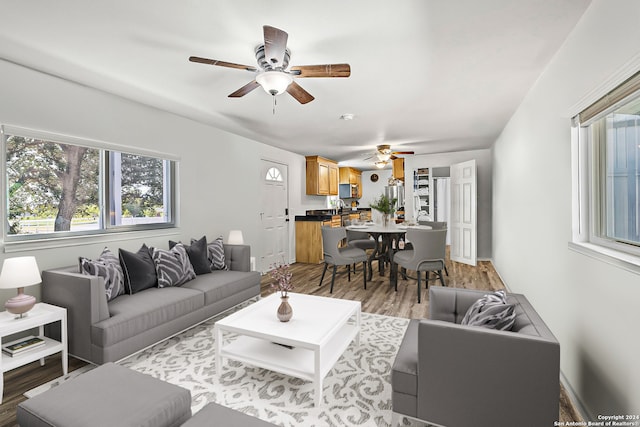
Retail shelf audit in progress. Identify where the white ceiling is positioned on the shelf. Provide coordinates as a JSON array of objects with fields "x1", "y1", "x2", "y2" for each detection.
[{"x1": 0, "y1": 0, "x2": 591, "y2": 170}]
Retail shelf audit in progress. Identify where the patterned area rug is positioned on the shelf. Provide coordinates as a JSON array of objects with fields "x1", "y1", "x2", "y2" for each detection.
[{"x1": 119, "y1": 299, "x2": 426, "y2": 426}]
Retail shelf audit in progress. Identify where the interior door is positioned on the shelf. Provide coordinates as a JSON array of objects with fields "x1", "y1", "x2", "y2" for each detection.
[
  {"x1": 450, "y1": 160, "x2": 477, "y2": 266},
  {"x1": 260, "y1": 160, "x2": 289, "y2": 273}
]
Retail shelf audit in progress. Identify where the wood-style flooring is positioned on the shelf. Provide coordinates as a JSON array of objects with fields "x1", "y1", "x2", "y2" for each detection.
[{"x1": 0, "y1": 257, "x2": 582, "y2": 427}]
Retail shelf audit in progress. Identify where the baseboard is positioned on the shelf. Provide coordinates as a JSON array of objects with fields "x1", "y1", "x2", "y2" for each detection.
[{"x1": 560, "y1": 371, "x2": 592, "y2": 422}]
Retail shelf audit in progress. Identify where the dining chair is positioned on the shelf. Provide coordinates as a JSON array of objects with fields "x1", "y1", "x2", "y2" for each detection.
[
  {"x1": 319, "y1": 226, "x2": 368, "y2": 293},
  {"x1": 344, "y1": 220, "x2": 377, "y2": 274},
  {"x1": 391, "y1": 228, "x2": 447, "y2": 303},
  {"x1": 414, "y1": 221, "x2": 449, "y2": 276}
]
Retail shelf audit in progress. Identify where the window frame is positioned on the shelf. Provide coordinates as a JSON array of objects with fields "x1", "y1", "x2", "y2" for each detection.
[
  {"x1": 571, "y1": 70, "x2": 640, "y2": 272},
  {"x1": 2, "y1": 125, "x2": 178, "y2": 244}
]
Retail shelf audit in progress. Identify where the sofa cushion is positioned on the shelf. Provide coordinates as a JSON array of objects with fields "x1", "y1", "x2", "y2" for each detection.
[
  {"x1": 207, "y1": 237, "x2": 229, "y2": 271},
  {"x1": 461, "y1": 290, "x2": 516, "y2": 331},
  {"x1": 93, "y1": 287, "x2": 204, "y2": 347},
  {"x1": 151, "y1": 244, "x2": 196, "y2": 288},
  {"x1": 119, "y1": 244, "x2": 157, "y2": 294},
  {"x1": 79, "y1": 247, "x2": 125, "y2": 301},
  {"x1": 182, "y1": 270, "x2": 259, "y2": 305},
  {"x1": 391, "y1": 319, "x2": 419, "y2": 396}
]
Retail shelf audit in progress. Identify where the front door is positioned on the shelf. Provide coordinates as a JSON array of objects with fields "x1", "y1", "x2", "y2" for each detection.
[
  {"x1": 450, "y1": 159, "x2": 477, "y2": 266},
  {"x1": 259, "y1": 160, "x2": 289, "y2": 273}
]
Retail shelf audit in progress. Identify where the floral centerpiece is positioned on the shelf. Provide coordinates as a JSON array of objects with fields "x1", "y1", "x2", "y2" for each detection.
[{"x1": 270, "y1": 262, "x2": 294, "y2": 297}]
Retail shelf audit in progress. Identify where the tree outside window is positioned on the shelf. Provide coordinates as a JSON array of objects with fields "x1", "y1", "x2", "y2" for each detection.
[{"x1": 4, "y1": 130, "x2": 174, "y2": 238}]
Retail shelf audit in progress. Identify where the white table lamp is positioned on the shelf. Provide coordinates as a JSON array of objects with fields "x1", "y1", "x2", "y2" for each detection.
[
  {"x1": 227, "y1": 230, "x2": 244, "y2": 245},
  {"x1": 0, "y1": 256, "x2": 41, "y2": 318}
]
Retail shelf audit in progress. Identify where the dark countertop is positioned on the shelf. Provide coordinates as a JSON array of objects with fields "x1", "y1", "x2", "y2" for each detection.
[
  {"x1": 295, "y1": 215, "x2": 332, "y2": 222},
  {"x1": 295, "y1": 208, "x2": 371, "y2": 222}
]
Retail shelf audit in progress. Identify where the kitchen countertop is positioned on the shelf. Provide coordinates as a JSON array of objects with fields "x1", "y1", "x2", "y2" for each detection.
[{"x1": 295, "y1": 208, "x2": 371, "y2": 222}]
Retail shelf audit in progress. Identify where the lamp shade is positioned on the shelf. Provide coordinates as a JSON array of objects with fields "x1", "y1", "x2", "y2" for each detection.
[
  {"x1": 256, "y1": 71, "x2": 293, "y2": 96},
  {"x1": 0, "y1": 256, "x2": 42, "y2": 290},
  {"x1": 227, "y1": 230, "x2": 244, "y2": 245}
]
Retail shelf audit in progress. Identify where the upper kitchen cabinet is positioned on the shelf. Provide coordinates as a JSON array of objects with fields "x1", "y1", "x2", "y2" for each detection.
[
  {"x1": 339, "y1": 167, "x2": 362, "y2": 198},
  {"x1": 306, "y1": 156, "x2": 339, "y2": 196},
  {"x1": 392, "y1": 158, "x2": 405, "y2": 180}
]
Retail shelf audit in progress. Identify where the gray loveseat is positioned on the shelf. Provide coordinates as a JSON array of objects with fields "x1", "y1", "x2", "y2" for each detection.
[
  {"x1": 392, "y1": 286, "x2": 560, "y2": 427},
  {"x1": 42, "y1": 244, "x2": 260, "y2": 365}
]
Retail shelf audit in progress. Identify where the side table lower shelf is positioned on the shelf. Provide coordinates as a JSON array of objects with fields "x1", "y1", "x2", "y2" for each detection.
[{"x1": 0, "y1": 303, "x2": 68, "y2": 403}]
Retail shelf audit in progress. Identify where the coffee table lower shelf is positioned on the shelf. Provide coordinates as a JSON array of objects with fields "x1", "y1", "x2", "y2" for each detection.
[{"x1": 217, "y1": 322, "x2": 359, "y2": 406}]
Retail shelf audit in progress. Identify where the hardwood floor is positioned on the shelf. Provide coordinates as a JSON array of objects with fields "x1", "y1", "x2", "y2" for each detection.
[{"x1": 0, "y1": 257, "x2": 582, "y2": 426}]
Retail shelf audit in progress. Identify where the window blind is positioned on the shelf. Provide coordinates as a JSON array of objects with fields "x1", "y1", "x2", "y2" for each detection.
[{"x1": 578, "y1": 70, "x2": 640, "y2": 124}]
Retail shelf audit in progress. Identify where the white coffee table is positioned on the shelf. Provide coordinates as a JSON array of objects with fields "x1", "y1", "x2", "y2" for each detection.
[{"x1": 214, "y1": 292, "x2": 361, "y2": 406}]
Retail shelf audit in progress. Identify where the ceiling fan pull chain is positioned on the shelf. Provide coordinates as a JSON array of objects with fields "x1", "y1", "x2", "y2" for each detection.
[{"x1": 273, "y1": 95, "x2": 277, "y2": 115}]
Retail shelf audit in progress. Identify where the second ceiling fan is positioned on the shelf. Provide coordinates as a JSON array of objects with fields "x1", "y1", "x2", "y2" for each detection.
[
  {"x1": 367, "y1": 144, "x2": 415, "y2": 168},
  {"x1": 189, "y1": 25, "x2": 351, "y2": 105}
]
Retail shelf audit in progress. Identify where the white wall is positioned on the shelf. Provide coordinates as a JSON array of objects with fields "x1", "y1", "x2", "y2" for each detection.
[
  {"x1": 0, "y1": 59, "x2": 314, "y2": 302},
  {"x1": 404, "y1": 149, "x2": 493, "y2": 259},
  {"x1": 492, "y1": 0, "x2": 640, "y2": 418},
  {"x1": 360, "y1": 168, "x2": 393, "y2": 222}
]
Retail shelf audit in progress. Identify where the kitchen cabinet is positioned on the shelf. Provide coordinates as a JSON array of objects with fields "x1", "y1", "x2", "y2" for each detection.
[
  {"x1": 339, "y1": 167, "x2": 362, "y2": 198},
  {"x1": 393, "y1": 158, "x2": 405, "y2": 180},
  {"x1": 295, "y1": 217, "x2": 340, "y2": 263},
  {"x1": 306, "y1": 156, "x2": 339, "y2": 196}
]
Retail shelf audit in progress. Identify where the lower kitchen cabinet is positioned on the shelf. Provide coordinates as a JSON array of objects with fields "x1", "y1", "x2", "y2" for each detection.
[{"x1": 295, "y1": 220, "x2": 330, "y2": 264}]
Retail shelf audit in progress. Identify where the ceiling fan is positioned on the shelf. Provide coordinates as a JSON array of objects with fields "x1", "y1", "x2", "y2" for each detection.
[
  {"x1": 189, "y1": 25, "x2": 351, "y2": 105},
  {"x1": 365, "y1": 144, "x2": 415, "y2": 168}
]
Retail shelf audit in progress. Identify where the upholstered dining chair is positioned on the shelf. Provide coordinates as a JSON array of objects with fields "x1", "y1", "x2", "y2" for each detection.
[
  {"x1": 415, "y1": 221, "x2": 449, "y2": 276},
  {"x1": 391, "y1": 228, "x2": 447, "y2": 303},
  {"x1": 319, "y1": 226, "x2": 368, "y2": 293},
  {"x1": 344, "y1": 220, "x2": 377, "y2": 274}
]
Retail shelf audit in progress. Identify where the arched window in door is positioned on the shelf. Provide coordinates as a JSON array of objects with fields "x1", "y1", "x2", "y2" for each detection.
[{"x1": 265, "y1": 166, "x2": 283, "y2": 182}]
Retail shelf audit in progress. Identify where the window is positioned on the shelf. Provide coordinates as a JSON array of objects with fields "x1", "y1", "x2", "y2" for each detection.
[
  {"x1": 265, "y1": 166, "x2": 283, "y2": 182},
  {"x1": 3, "y1": 126, "x2": 176, "y2": 240},
  {"x1": 573, "y1": 70, "x2": 640, "y2": 260}
]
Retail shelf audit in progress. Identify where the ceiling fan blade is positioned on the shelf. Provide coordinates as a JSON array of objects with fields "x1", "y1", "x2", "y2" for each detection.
[
  {"x1": 189, "y1": 56, "x2": 257, "y2": 72},
  {"x1": 228, "y1": 80, "x2": 261, "y2": 98},
  {"x1": 289, "y1": 64, "x2": 351, "y2": 78},
  {"x1": 263, "y1": 25, "x2": 288, "y2": 68},
  {"x1": 392, "y1": 151, "x2": 415, "y2": 155},
  {"x1": 286, "y1": 81, "x2": 314, "y2": 104}
]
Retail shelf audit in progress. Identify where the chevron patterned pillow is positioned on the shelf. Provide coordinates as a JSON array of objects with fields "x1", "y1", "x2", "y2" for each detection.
[
  {"x1": 151, "y1": 243, "x2": 196, "y2": 288},
  {"x1": 461, "y1": 290, "x2": 516, "y2": 331},
  {"x1": 79, "y1": 247, "x2": 125, "y2": 301},
  {"x1": 207, "y1": 237, "x2": 229, "y2": 271}
]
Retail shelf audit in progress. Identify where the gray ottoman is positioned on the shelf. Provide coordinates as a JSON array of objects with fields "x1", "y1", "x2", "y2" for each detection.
[
  {"x1": 17, "y1": 363, "x2": 191, "y2": 427},
  {"x1": 182, "y1": 402, "x2": 276, "y2": 427}
]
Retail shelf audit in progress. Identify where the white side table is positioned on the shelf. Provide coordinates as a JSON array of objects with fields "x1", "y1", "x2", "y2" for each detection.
[{"x1": 0, "y1": 302, "x2": 67, "y2": 403}]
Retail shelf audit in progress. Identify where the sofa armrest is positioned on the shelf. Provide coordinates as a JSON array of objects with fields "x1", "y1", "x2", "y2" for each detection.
[
  {"x1": 42, "y1": 267, "x2": 110, "y2": 362},
  {"x1": 223, "y1": 244, "x2": 251, "y2": 272},
  {"x1": 417, "y1": 320, "x2": 560, "y2": 427}
]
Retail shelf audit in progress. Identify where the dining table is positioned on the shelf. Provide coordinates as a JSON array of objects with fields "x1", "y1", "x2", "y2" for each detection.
[{"x1": 345, "y1": 223, "x2": 432, "y2": 280}]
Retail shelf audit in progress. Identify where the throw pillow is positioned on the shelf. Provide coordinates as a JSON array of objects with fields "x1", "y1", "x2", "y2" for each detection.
[
  {"x1": 207, "y1": 236, "x2": 228, "y2": 271},
  {"x1": 119, "y1": 244, "x2": 157, "y2": 294},
  {"x1": 151, "y1": 243, "x2": 196, "y2": 288},
  {"x1": 79, "y1": 247, "x2": 125, "y2": 301},
  {"x1": 169, "y1": 236, "x2": 211, "y2": 275},
  {"x1": 461, "y1": 290, "x2": 516, "y2": 331}
]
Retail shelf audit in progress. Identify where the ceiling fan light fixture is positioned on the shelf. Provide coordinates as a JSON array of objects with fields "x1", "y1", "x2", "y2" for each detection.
[
  {"x1": 256, "y1": 71, "x2": 293, "y2": 96},
  {"x1": 375, "y1": 160, "x2": 388, "y2": 169},
  {"x1": 376, "y1": 152, "x2": 391, "y2": 162}
]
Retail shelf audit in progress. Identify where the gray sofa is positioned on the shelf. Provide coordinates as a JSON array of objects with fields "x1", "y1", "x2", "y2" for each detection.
[
  {"x1": 42, "y1": 244, "x2": 260, "y2": 365},
  {"x1": 392, "y1": 286, "x2": 560, "y2": 427}
]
